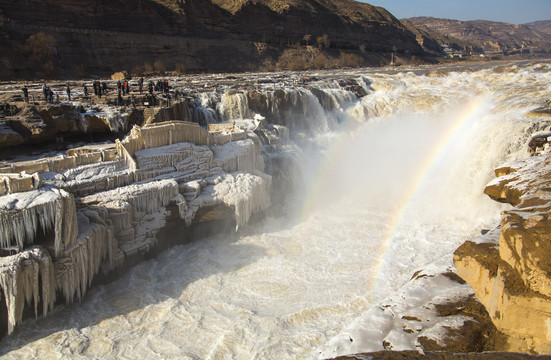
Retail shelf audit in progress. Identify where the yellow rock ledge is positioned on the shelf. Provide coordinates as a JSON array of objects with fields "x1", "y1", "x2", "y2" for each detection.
[{"x1": 454, "y1": 153, "x2": 551, "y2": 354}]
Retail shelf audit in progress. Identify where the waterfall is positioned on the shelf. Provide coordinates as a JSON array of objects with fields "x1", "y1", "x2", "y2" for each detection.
[{"x1": 2, "y1": 61, "x2": 551, "y2": 359}]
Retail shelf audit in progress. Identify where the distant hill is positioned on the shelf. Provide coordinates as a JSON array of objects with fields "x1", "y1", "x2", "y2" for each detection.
[
  {"x1": 525, "y1": 20, "x2": 551, "y2": 36},
  {"x1": 0, "y1": 0, "x2": 428, "y2": 80},
  {"x1": 404, "y1": 16, "x2": 551, "y2": 57}
]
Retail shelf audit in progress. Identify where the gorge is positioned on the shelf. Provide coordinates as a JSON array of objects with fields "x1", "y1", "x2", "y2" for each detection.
[{"x1": 1, "y1": 60, "x2": 551, "y2": 359}]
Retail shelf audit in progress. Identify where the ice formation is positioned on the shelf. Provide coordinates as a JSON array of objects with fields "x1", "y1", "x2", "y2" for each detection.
[
  {"x1": 0, "y1": 246, "x2": 55, "y2": 334},
  {"x1": 186, "y1": 172, "x2": 272, "y2": 229},
  {"x1": 212, "y1": 138, "x2": 265, "y2": 174},
  {"x1": 0, "y1": 120, "x2": 277, "y2": 335},
  {"x1": 0, "y1": 187, "x2": 78, "y2": 256},
  {"x1": 0, "y1": 75, "x2": 365, "y2": 337}
]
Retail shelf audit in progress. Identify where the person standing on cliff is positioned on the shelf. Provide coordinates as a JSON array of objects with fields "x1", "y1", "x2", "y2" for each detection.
[
  {"x1": 42, "y1": 84, "x2": 48, "y2": 102},
  {"x1": 139, "y1": 77, "x2": 144, "y2": 94},
  {"x1": 22, "y1": 86, "x2": 29, "y2": 103},
  {"x1": 118, "y1": 88, "x2": 125, "y2": 106},
  {"x1": 83, "y1": 84, "x2": 88, "y2": 98},
  {"x1": 66, "y1": 85, "x2": 71, "y2": 101}
]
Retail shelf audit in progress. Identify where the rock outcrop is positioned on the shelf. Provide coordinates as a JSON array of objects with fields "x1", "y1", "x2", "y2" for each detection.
[
  {"x1": 317, "y1": 254, "x2": 504, "y2": 358},
  {"x1": 454, "y1": 146, "x2": 551, "y2": 354}
]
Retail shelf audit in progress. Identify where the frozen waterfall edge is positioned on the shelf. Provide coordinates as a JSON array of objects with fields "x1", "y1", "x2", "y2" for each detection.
[{"x1": 0, "y1": 120, "x2": 287, "y2": 337}]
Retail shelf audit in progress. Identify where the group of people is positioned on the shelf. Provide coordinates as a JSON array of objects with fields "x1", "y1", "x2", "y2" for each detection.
[
  {"x1": 117, "y1": 79, "x2": 131, "y2": 96},
  {"x1": 36, "y1": 84, "x2": 72, "y2": 104},
  {"x1": 92, "y1": 80, "x2": 107, "y2": 98},
  {"x1": 152, "y1": 79, "x2": 170, "y2": 94},
  {"x1": 20, "y1": 77, "x2": 175, "y2": 107},
  {"x1": 41, "y1": 84, "x2": 56, "y2": 104}
]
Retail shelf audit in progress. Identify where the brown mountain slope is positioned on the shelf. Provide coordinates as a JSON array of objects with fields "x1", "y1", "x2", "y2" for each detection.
[
  {"x1": 401, "y1": 20, "x2": 472, "y2": 56},
  {"x1": 405, "y1": 16, "x2": 551, "y2": 56},
  {"x1": 0, "y1": 0, "x2": 427, "y2": 80},
  {"x1": 525, "y1": 20, "x2": 551, "y2": 36}
]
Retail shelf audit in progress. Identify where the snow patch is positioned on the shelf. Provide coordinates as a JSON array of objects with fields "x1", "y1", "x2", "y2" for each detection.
[{"x1": 316, "y1": 255, "x2": 474, "y2": 358}]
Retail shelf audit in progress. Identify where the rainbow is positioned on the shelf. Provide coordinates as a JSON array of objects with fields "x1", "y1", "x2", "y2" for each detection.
[{"x1": 299, "y1": 91, "x2": 493, "y2": 294}]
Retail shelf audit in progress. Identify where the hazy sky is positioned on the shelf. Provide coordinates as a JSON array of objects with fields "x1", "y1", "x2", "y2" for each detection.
[{"x1": 359, "y1": 0, "x2": 551, "y2": 24}]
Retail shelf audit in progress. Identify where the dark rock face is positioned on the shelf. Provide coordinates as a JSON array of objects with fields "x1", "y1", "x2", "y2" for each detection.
[{"x1": 0, "y1": 0, "x2": 427, "y2": 79}]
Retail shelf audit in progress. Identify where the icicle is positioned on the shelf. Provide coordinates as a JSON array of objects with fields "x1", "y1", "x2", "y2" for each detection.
[
  {"x1": 0, "y1": 246, "x2": 55, "y2": 335},
  {"x1": 54, "y1": 258, "x2": 75, "y2": 304},
  {"x1": 36, "y1": 248, "x2": 56, "y2": 316},
  {"x1": 0, "y1": 188, "x2": 63, "y2": 252},
  {"x1": 51, "y1": 189, "x2": 78, "y2": 257},
  {"x1": 54, "y1": 222, "x2": 115, "y2": 304}
]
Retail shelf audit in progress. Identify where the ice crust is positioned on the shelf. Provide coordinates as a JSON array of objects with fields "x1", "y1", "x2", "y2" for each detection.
[{"x1": 188, "y1": 172, "x2": 272, "y2": 229}]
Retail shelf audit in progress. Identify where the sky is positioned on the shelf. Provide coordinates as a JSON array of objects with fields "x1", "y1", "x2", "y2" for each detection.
[{"x1": 359, "y1": 0, "x2": 551, "y2": 24}]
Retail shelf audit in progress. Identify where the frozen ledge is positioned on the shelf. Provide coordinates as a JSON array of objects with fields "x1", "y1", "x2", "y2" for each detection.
[{"x1": 0, "y1": 121, "x2": 279, "y2": 336}]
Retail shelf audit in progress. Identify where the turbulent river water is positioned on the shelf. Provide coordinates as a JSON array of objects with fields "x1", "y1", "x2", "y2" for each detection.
[{"x1": 2, "y1": 60, "x2": 551, "y2": 359}]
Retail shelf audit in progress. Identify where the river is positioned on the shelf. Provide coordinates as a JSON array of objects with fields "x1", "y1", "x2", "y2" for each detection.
[{"x1": 1, "y1": 60, "x2": 551, "y2": 359}]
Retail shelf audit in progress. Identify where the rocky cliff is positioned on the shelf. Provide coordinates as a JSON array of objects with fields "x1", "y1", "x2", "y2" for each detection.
[
  {"x1": 0, "y1": 0, "x2": 426, "y2": 79},
  {"x1": 454, "y1": 126, "x2": 551, "y2": 354}
]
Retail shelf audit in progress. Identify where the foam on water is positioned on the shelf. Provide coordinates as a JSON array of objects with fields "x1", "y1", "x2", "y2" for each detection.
[{"x1": 2, "y1": 61, "x2": 551, "y2": 359}]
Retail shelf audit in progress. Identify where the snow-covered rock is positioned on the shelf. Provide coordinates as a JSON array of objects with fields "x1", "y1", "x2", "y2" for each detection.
[{"x1": 317, "y1": 254, "x2": 496, "y2": 358}]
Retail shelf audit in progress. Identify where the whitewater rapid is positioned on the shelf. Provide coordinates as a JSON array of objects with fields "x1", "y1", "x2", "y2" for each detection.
[{"x1": 2, "y1": 60, "x2": 551, "y2": 359}]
